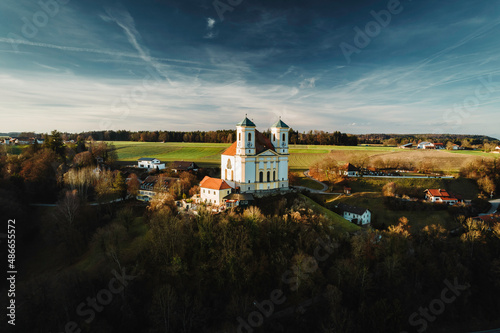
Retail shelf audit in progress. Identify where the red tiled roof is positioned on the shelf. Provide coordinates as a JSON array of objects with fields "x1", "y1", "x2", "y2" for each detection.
[
  {"x1": 222, "y1": 142, "x2": 237, "y2": 156},
  {"x1": 426, "y1": 189, "x2": 457, "y2": 200},
  {"x1": 476, "y1": 214, "x2": 500, "y2": 225},
  {"x1": 200, "y1": 176, "x2": 232, "y2": 190}
]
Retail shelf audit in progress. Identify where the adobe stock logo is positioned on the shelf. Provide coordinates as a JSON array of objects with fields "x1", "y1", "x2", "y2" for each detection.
[
  {"x1": 7, "y1": 0, "x2": 71, "y2": 52},
  {"x1": 401, "y1": 278, "x2": 470, "y2": 333},
  {"x1": 339, "y1": 0, "x2": 404, "y2": 64}
]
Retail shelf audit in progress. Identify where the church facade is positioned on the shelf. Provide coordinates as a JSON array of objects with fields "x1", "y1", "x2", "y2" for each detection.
[{"x1": 200, "y1": 116, "x2": 290, "y2": 204}]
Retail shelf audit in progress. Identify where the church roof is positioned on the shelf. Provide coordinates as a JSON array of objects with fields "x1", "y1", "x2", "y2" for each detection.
[
  {"x1": 222, "y1": 142, "x2": 237, "y2": 156},
  {"x1": 200, "y1": 176, "x2": 232, "y2": 190},
  {"x1": 221, "y1": 130, "x2": 275, "y2": 156},
  {"x1": 236, "y1": 116, "x2": 256, "y2": 127},
  {"x1": 255, "y1": 130, "x2": 275, "y2": 154},
  {"x1": 271, "y1": 118, "x2": 289, "y2": 128}
]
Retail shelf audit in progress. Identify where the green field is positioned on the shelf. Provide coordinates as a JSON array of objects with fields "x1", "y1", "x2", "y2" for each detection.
[
  {"x1": 326, "y1": 192, "x2": 457, "y2": 230},
  {"x1": 299, "y1": 194, "x2": 360, "y2": 232},
  {"x1": 106, "y1": 141, "x2": 497, "y2": 172},
  {"x1": 109, "y1": 142, "x2": 402, "y2": 170}
]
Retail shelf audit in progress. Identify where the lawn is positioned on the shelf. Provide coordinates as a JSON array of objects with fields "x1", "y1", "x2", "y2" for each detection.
[
  {"x1": 296, "y1": 174, "x2": 325, "y2": 191},
  {"x1": 106, "y1": 142, "x2": 493, "y2": 174},
  {"x1": 299, "y1": 194, "x2": 360, "y2": 233},
  {"x1": 345, "y1": 177, "x2": 479, "y2": 200},
  {"x1": 326, "y1": 192, "x2": 457, "y2": 230}
]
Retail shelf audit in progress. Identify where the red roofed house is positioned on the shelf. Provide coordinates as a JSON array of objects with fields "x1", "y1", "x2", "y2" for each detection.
[
  {"x1": 200, "y1": 176, "x2": 232, "y2": 205},
  {"x1": 424, "y1": 189, "x2": 459, "y2": 205},
  {"x1": 434, "y1": 143, "x2": 445, "y2": 150}
]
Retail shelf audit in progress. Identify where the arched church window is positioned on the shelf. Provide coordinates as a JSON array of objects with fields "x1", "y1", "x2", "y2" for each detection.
[
  {"x1": 238, "y1": 133, "x2": 241, "y2": 141},
  {"x1": 267, "y1": 171, "x2": 270, "y2": 182},
  {"x1": 282, "y1": 133, "x2": 285, "y2": 142},
  {"x1": 273, "y1": 171, "x2": 276, "y2": 181},
  {"x1": 227, "y1": 159, "x2": 232, "y2": 169},
  {"x1": 248, "y1": 132, "x2": 252, "y2": 141},
  {"x1": 259, "y1": 172, "x2": 263, "y2": 183}
]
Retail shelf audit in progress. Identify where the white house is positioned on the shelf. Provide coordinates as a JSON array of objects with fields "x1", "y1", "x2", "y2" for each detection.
[
  {"x1": 417, "y1": 142, "x2": 434, "y2": 149},
  {"x1": 136, "y1": 175, "x2": 176, "y2": 201},
  {"x1": 424, "y1": 189, "x2": 459, "y2": 205},
  {"x1": 337, "y1": 203, "x2": 371, "y2": 225},
  {"x1": 340, "y1": 163, "x2": 360, "y2": 177},
  {"x1": 200, "y1": 176, "x2": 232, "y2": 205},
  {"x1": 137, "y1": 158, "x2": 166, "y2": 170}
]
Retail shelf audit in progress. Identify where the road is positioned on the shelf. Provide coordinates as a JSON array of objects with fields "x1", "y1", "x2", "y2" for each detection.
[{"x1": 480, "y1": 198, "x2": 500, "y2": 216}]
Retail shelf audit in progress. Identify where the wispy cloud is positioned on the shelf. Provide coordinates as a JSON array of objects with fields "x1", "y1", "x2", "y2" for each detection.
[{"x1": 204, "y1": 17, "x2": 217, "y2": 39}]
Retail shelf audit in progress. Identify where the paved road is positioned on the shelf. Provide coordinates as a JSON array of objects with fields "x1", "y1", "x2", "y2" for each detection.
[
  {"x1": 480, "y1": 198, "x2": 500, "y2": 216},
  {"x1": 303, "y1": 170, "x2": 328, "y2": 192}
]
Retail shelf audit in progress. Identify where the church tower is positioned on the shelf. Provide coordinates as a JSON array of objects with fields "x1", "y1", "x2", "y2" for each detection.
[
  {"x1": 271, "y1": 117, "x2": 289, "y2": 155},
  {"x1": 236, "y1": 115, "x2": 256, "y2": 156}
]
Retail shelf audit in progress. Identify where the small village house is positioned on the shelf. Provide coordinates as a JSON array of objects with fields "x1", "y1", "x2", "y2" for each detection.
[
  {"x1": 224, "y1": 193, "x2": 254, "y2": 208},
  {"x1": 424, "y1": 189, "x2": 459, "y2": 205},
  {"x1": 337, "y1": 203, "x2": 371, "y2": 225},
  {"x1": 137, "y1": 157, "x2": 166, "y2": 170},
  {"x1": 417, "y1": 141, "x2": 434, "y2": 149},
  {"x1": 136, "y1": 175, "x2": 177, "y2": 201},
  {"x1": 170, "y1": 161, "x2": 199, "y2": 173},
  {"x1": 200, "y1": 176, "x2": 232, "y2": 205},
  {"x1": 340, "y1": 163, "x2": 360, "y2": 177}
]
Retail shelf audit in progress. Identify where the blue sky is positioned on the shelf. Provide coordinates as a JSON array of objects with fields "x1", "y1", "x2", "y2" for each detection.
[{"x1": 0, "y1": 0, "x2": 499, "y2": 138}]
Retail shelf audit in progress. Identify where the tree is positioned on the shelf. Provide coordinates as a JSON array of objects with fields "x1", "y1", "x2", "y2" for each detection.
[
  {"x1": 127, "y1": 173, "x2": 141, "y2": 197},
  {"x1": 45, "y1": 130, "x2": 66, "y2": 159},
  {"x1": 478, "y1": 176, "x2": 496, "y2": 196},
  {"x1": 113, "y1": 171, "x2": 127, "y2": 199}
]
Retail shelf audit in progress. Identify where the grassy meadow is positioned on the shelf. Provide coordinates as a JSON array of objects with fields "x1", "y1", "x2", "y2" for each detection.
[{"x1": 108, "y1": 141, "x2": 497, "y2": 172}]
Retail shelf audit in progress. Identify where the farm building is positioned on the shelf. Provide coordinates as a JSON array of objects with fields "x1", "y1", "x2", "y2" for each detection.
[
  {"x1": 137, "y1": 157, "x2": 166, "y2": 170},
  {"x1": 434, "y1": 143, "x2": 445, "y2": 149},
  {"x1": 340, "y1": 163, "x2": 360, "y2": 177},
  {"x1": 400, "y1": 143, "x2": 413, "y2": 149},
  {"x1": 337, "y1": 203, "x2": 371, "y2": 225},
  {"x1": 417, "y1": 142, "x2": 434, "y2": 149},
  {"x1": 224, "y1": 193, "x2": 254, "y2": 208},
  {"x1": 170, "y1": 161, "x2": 199, "y2": 173},
  {"x1": 424, "y1": 189, "x2": 459, "y2": 205}
]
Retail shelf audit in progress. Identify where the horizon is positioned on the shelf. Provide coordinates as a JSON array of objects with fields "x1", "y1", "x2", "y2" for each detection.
[{"x1": 1, "y1": 1, "x2": 500, "y2": 139}]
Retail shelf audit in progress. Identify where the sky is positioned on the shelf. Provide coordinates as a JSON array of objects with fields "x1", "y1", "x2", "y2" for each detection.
[{"x1": 0, "y1": 0, "x2": 499, "y2": 139}]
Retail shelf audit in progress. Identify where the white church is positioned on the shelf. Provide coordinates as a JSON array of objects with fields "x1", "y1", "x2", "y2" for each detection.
[{"x1": 200, "y1": 116, "x2": 290, "y2": 206}]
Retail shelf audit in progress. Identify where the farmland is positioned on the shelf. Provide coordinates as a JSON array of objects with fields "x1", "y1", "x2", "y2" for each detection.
[{"x1": 108, "y1": 141, "x2": 496, "y2": 173}]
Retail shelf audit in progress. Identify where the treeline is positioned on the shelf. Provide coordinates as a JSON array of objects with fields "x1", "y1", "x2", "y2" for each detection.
[
  {"x1": 24, "y1": 129, "x2": 358, "y2": 146},
  {"x1": 358, "y1": 133, "x2": 498, "y2": 145}
]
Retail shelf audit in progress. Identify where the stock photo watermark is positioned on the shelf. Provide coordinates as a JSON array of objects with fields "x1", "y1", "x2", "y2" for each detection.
[
  {"x1": 442, "y1": 74, "x2": 499, "y2": 131},
  {"x1": 235, "y1": 237, "x2": 339, "y2": 333},
  {"x1": 7, "y1": 0, "x2": 70, "y2": 52},
  {"x1": 402, "y1": 278, "x2": 470, "y2": 333},
  {"x1": 53, "y1": 268, "x2": 136, "y2": 333},
  {"x1": 99, "y1": 66, "x2": 163, "y2": 132},
  {"x1": 339, "y1": 0, "x2": 404, "y2": 64},
  {"x1": 213, "y1": 0, "x2": 244, "y2": 22}
]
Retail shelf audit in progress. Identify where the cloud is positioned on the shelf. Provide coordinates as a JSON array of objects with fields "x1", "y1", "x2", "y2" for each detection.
[
  {"x1": 204, "y1": 17, "x2": 217, "y2": 39},
  {"x1": 207, "y1": 17, "x2": 216, "y2": 29},
  {"x1": 0, "y1": 37, "x2": 199, "y2": 65},
  {"x1": 300, "y1": 77, "x2": 317, "y2": 88}
]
